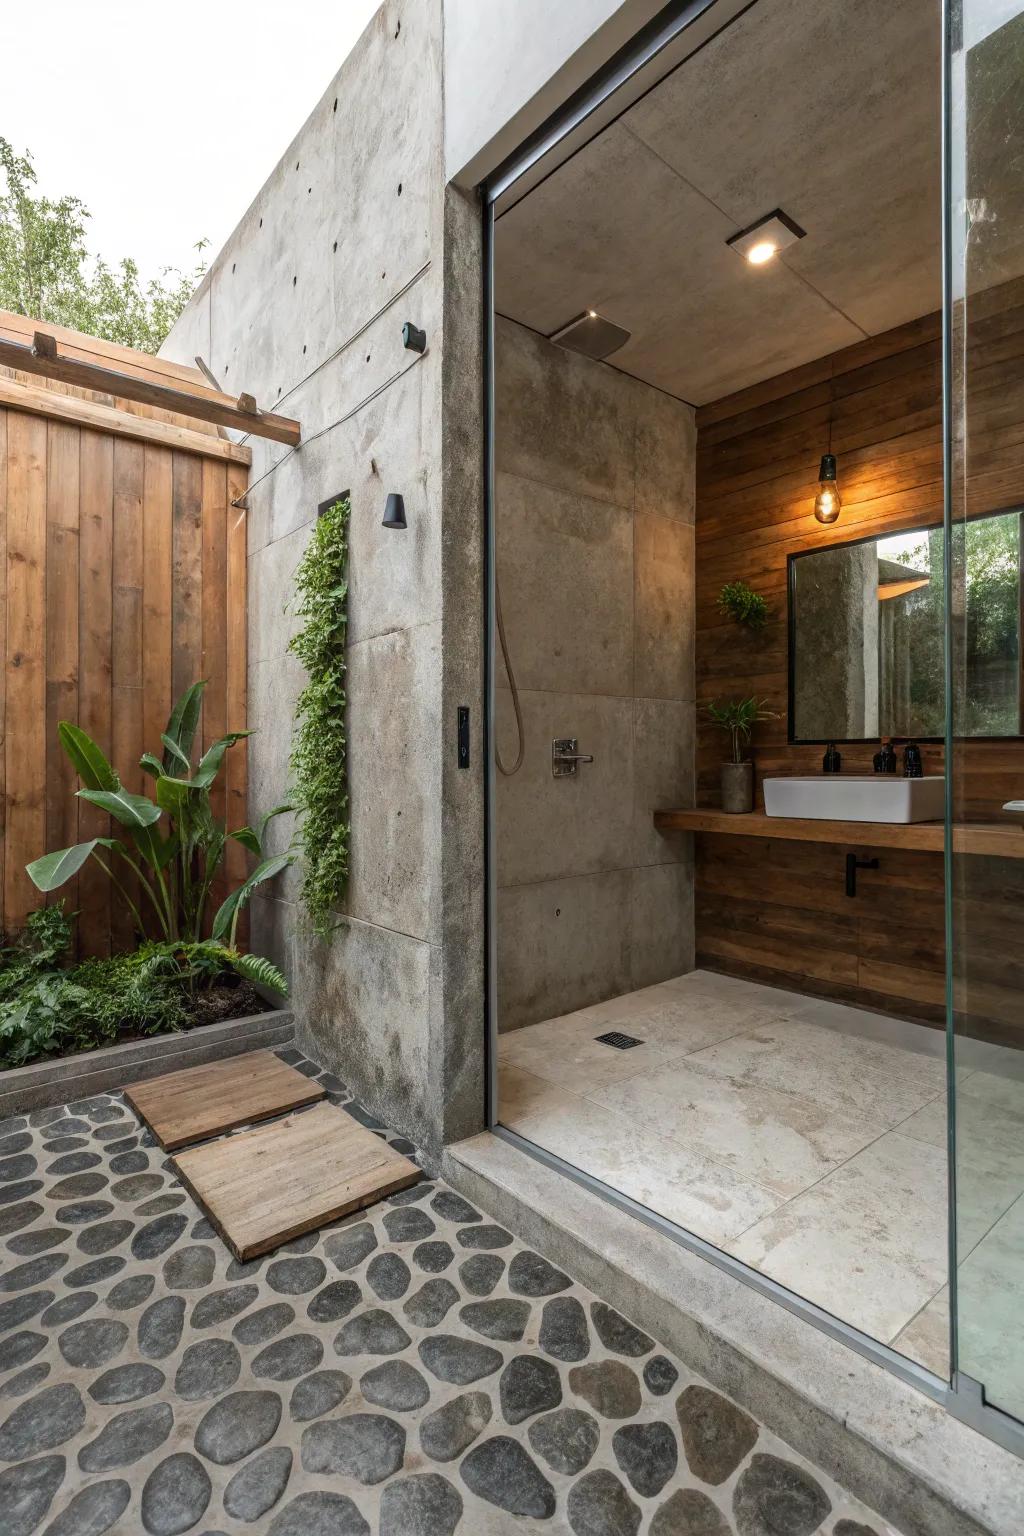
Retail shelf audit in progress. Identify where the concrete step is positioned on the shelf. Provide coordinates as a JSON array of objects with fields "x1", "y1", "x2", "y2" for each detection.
[{"x1": 442, "y1": 1130, "x2": 1023, "y2": 1536}]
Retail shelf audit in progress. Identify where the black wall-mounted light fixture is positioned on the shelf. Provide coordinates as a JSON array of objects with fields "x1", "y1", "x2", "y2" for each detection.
[
  {"x1": 402, "y1": 322, "x2": 426, "y2": 354},
  {"x1": 382, "y1": 493, "x2": 407, "y2": 530}
]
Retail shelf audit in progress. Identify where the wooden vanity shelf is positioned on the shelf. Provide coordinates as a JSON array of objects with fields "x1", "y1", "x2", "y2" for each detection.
[{"x1": 653, "y1": 808, "x2": 1024, "y2": 859}]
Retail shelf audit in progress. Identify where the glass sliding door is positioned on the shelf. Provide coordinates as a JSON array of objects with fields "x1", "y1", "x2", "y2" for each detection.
[{"x1": 947, "y1": 0, "x2": 1024, "y2": 1433}]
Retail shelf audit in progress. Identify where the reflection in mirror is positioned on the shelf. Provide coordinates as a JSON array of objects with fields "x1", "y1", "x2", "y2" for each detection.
[{"x1": 789, "y1": 510, "x2": 1022, "y2": 741}]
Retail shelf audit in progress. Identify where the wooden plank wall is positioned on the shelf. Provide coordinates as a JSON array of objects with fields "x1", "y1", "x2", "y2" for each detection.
[
  {"x1": 0, "y1": 407, "x2": 247, "y2": 957},
  {"x1": 693, "y1": 277, "x2": 1024, "y2": 1036}
]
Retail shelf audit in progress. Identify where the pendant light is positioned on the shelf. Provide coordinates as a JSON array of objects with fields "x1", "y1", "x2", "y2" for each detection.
[{"x1": 814, "y1": 370, "x2": 841, "y2": 525}]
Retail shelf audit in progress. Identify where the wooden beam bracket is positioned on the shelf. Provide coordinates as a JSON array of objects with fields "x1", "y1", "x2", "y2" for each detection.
[{"x1": 0, "y1": 334, "x2": 300, "y2": 446}]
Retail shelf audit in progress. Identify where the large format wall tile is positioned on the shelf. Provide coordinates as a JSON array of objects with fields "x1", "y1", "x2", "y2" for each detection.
[
  {"x1": 495, "y1": 318, "x2": 638, "y2": 506},
  {"x1": 498, "y1": 871, "x2": 633, "y2": 1031},
  {"x1": 634, "y1": 515, "x2": 695, "y2": 702},
  {"x1": 346, "y1": 623, "x2": 440, "y2": 944},
  {"x1": 496, "y1": 471, "x2": 633, "y2": 697},
  {"x1": 629, "y1": 864, "x2": 694, "y2": 991},
  {"x1": 633, "y1": 697, "x2": 695, "y2": 865},
  {"x1": 496, "y1": 690, "x2": 634, "y2": 887},
  {"x1": 495, "y1": 320, "x2": 697, "y2": 1029}
]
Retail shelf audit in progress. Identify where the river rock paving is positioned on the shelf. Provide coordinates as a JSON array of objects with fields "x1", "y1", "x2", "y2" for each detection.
[{"x1": 0, "y1": 1049, "x2": 897, "y2": 1534}]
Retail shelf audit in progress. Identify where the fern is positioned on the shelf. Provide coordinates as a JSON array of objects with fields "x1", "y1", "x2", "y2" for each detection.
[{"x1": 227, "y1": 950, "x2": 288, "y2": 997}]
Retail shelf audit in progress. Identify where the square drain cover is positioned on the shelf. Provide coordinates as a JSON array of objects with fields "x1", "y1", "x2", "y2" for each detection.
[{"x1": 595, "y1": 1031, "x2": 643, "y2": 1050}]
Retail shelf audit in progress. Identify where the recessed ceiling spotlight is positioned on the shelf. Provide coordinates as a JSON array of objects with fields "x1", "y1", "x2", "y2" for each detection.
[{"x1": 726, "y1": 209, "x2": 806, "y2": 265}]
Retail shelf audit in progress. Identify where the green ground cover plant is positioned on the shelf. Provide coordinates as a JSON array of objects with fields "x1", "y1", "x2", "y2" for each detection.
[{"x1": 0, "y1": 682, "x2": 293, "y2": 1072}]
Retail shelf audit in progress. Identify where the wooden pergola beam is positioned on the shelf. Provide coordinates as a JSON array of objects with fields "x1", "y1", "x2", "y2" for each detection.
[{"x1": 0, "y1": 333, "x2": 300, "y2": 447}]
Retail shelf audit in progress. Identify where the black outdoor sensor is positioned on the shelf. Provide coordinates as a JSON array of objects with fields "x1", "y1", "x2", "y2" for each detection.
[
  {"x1": 403, "y1": 321, "x2": 427, "y2": 353},
  {"x1": 457, "y1": 706, "x2": 470, "y2": 769}
]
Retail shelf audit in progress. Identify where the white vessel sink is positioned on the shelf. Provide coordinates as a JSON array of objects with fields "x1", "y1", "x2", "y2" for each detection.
[{"x1": 763, "y1": 774, "x2": 945, "y2": 824}]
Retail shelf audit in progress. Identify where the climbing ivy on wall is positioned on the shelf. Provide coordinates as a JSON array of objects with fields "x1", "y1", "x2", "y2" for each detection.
[{"x1": 289, "y1": 496, "x2": 350, "y2": 934}]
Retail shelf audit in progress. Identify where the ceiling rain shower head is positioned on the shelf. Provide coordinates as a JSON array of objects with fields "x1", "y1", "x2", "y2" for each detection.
[{"x1": 549, "y1": 309, "x2": 630, "y2": 360}]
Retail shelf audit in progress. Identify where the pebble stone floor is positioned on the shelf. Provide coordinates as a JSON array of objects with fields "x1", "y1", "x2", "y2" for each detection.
[{"x1": 0, "y1": 1044, "x2": 899, "y2": 1536}]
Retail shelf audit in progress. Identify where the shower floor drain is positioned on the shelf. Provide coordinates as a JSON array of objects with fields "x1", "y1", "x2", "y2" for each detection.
[{"x1": 594, "y1": 1030, "x2": 643, "y2": 1050}]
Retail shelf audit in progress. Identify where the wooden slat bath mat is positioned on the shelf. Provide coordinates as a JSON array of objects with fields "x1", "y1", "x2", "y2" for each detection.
[
  {"x1": 172, "y1": 1101, "x2": 422, "y2": 1259},
  {"x1": 124, "y1": 1049, "x2": 325, "y2": 1150}
]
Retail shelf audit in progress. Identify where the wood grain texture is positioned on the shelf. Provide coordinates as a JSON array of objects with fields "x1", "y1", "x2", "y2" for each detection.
[
  {"x1": 0, "y1": 374, "x2": 252, "y2": 462},
  {"x1": 173, "y1": 1102, "x2": 422, "y2": 1260},
  {"x1": 654, "y1": 808, "x2": 1024, "y2": 858},
  {"x1": 694, "y1": 284, "x2": 1024, "y2": 1033},
  {"x1": 5, "y1": 412, "x2": 47, "y2": 933},
  {"x1": 0, "y1": 384, "x2": 248, "y2": 953},
  {"x1": 124, "y1": 1049, "x2": 324, "y2": 1151}
]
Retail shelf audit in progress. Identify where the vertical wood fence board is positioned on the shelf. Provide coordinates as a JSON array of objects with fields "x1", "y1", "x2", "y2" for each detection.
[
  {"x1": 111, "y1": 438, "x2": 145, "y2": 952},
  {"x1": 0, "y1": 411, "x2": 7, "y2": 919},
  {"x1": 5, "y1": 412, "x2": 47, "y2": 931},
  {"x1": 171, "y1": 453, "x2": 203, "y2": 710},
  {"x1": 201, "y1": 459, "x2": 228, "y2": 826},
  {"x1": 224, "y1": 467, "x2": 248, "y2": 891},
  {"x1": 0, "y1": 397, "x2": 248, "y2": 953},
  {"x1": 44, "y1": 421, "x2": 81, "y2": 926},
  {"x1": 141, "y1": 446, "x2": 173, "y2": 772},
  {"x1": 78, "y1": 430, "x2": 114, "y2": 956}
]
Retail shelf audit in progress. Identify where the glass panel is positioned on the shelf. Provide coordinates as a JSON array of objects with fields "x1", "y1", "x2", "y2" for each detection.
[{"x1": 949, "y1": 0, "x2": 1024, "y2": 1424}]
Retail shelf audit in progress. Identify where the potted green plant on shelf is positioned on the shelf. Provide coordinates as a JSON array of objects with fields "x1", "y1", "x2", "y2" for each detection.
[{"x1": 704, "y1": 697, "x2": 777, "y2": 813}]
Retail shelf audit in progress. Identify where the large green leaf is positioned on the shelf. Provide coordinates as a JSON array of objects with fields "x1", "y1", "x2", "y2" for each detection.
[
  {"x1": 229, "y1": 951, "x2": 288, "y2": 996},
  {"x1": 212, "y1": 853, "x2": 292, "y2": 940},
  {"x1": 58, "y1": 723, "x2": 119, "y2": 792},
  {"x1": 155, "y1": 774, "x2": 200, "y2": 817},
  {"x1": 258, "y1": 803, "x2": 293, "y2": 846},
  {"x1": 26, "y1": 839, "x2": 102, "y2": 891},
  {"x1": 159, "y1": 733, "x2": 191, "y2": 772},
  {"x1": 131, "y1": 826, "x2": 177, "y2": 872},
  {"x1": 139, "y1": 752, "x2": 163, "y2": 780},
  {"x1": 193, "y1": 731, "x2": 252, "y2": 789},
  {"x1": 162, "y1": 681, "x2": 206, "y2": 773},
  {"x1": 228, "y1": 826, "x2": 262, "y2": 856},
  {"x1": 78, "y1": 788, "x2": 161, "y2": 830}
]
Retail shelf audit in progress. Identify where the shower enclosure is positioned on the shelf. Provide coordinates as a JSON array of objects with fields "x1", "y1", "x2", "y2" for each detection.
[
  {"x1": 482, "y1": 0, "x2": 1024, "y2": 1455},
  {"x1": 947, "y1": 0, "x2": 1024, "y2": 1441}
]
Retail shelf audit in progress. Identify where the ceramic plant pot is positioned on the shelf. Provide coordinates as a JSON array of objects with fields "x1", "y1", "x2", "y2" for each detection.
[{"x1": 721, "y1": 761, "x2": 753, "y2": 814}]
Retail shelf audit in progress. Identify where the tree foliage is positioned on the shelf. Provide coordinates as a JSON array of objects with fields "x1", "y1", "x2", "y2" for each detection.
[{"x1": 0, "y1": 137, "x2": 206, "y2": 353}]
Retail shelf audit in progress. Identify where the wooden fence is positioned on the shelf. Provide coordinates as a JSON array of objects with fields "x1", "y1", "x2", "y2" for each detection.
[{"x1": 0, "y1": 319, "x2": 250, "y2": 957}]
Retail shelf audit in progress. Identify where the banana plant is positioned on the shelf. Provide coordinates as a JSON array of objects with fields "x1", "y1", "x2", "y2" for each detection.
[{"x1": 27, "y1": 681, "x2": 293, "y2": 948}]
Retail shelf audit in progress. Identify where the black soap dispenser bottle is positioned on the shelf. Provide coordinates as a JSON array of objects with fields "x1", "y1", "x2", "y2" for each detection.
[
  {"x1": 822, "y1": 742, "x2": 842, "y2": 774},
  {"x1": 903, "y1": 741, "x2": 923, "y2": 778},
  {"x1": 873, "y1": 737, "x2": 897, "y2": 773}
]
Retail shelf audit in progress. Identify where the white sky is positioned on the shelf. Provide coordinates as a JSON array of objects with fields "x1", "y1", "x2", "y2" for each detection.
[{"x1": 1, "y1": 0, "x2": 381, "y2": 283}]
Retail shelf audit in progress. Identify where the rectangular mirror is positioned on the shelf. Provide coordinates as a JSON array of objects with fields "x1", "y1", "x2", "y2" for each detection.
[{"x1": 788, "y1": 510, "x2": 1022, "y2": 741}]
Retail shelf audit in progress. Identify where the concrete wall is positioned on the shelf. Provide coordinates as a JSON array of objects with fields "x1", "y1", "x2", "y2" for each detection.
[
  {"x1": 495, "y1": 319, "x2": 696, "y2": 1031},
  {"x1": 443, "y1": 0, "x2": 667, "y2": 184},
  {"x1": 160, "y1": 0, "x2": 485, "y2": 1162}
]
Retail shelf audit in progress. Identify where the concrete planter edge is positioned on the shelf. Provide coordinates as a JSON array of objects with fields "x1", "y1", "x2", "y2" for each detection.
[{"x1": 0, "y1": 1007, "x2": 295, "y2": 1119}]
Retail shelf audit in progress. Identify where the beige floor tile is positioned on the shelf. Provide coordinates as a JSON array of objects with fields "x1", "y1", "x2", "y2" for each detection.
[
  {"x1": 728, "y1": 1133, "x2": 949, "y2": 1343},
  {"x1": 898, "y1": 1088, "x2": 1024, "y2": 1162},
  {"x1": 498, "y1": 1017, "x2": 685, "y2": 1094},
  {"x1": 901, "y1": 1197, "x2": 1024, "y2": 1416},
  {"x1": 498, "y1": 1067, "x2": 785, "y2": 1246},
  {"x1": 954, "y1": 1195, "x2": 1024, "y2": 1422},
  {"x1": 892, "y1": 1289, "x2": 950, "y2": 1377},
  {"x1": 591, "y1": 1057, "x2": 887, "y2": 1198},
  {"x1": 685, "y1": 1017, "x2": 943, "y2": 1128}
]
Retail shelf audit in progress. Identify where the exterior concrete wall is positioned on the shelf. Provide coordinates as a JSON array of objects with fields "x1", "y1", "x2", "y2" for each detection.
[
  {"x1": 495, "y1": 319, "x2": 696, "y2": 1031},
  {"x1": 442, "y1": 0, "x2": 667, "y2": 184},
  {"x1": 160, "y1": 0, "x2": 485, "y2": 1162}
]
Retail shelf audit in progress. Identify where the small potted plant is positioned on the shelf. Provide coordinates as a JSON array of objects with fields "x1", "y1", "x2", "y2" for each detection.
[{"x1": 704, "y1": 697, "x2": 777, "y2": 813}]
